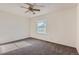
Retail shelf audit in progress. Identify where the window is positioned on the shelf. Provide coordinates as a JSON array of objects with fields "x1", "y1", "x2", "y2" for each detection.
[{"x1": 36, "y1": 20, "x2": 47, "y2": 34}]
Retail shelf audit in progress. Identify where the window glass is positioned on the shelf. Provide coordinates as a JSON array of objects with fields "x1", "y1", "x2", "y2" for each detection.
[{"x1": 37, "y1": 20, "x2": 47, "y2": 34}]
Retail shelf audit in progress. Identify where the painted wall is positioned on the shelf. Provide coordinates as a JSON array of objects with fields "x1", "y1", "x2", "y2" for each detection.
[
  {"x1": 30, "y1": 7, "x2": 76, "y2": 47},
  {"x1": 0, "y1": 10, "x2": 30, "y2": 44},
  {"x1": 76, "y1": 4, "x2": 79, "y2": 53}
]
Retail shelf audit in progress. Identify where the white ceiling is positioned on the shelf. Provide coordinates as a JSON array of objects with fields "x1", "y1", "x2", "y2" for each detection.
[{"x1": 0, "y1": 3, "x2": 77, "y2": 18}]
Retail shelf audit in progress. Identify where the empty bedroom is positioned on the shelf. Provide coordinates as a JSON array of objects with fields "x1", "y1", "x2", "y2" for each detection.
[{"x1": 0, "y1": 3, "x2": 79, "y2": 55}]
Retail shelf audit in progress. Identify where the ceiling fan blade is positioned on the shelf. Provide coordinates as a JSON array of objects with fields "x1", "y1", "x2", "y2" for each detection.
[
  {"x1": 25, "y1": 3, "x2": 34, "y2": 7},
  {"x1": 33, "y1": 9, "x2": 40, "y2": 11}
]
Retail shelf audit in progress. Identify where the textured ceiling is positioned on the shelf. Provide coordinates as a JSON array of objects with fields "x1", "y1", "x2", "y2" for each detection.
[{"x1": 0, "y1": 3, "x2": 77, "y2": 18}]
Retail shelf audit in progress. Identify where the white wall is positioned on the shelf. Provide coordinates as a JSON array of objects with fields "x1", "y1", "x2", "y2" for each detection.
[
  {"x1": 30, "y1": 7, "x2": 76, "y2": 47},
  {"x1": 76, "y1": 4, "x2": 79, "y2": 53},
  {"x1": 0, "y1": 10, "x2": 30, "y2": 44}
]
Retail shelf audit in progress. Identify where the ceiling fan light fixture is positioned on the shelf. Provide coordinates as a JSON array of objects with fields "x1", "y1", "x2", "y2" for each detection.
[{"x1": 21, "y1": 3, "x2": 42, "y2": 14}]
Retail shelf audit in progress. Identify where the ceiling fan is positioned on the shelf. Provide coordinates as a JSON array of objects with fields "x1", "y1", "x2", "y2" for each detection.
[{"x1": 21, "y1": 3, "x2": 43, "y2": 14}]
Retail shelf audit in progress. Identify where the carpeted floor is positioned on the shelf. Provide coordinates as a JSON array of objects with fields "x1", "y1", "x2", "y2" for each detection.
[{"x1": 1, "y1": 37, "x2": 78, "y2": 55}]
